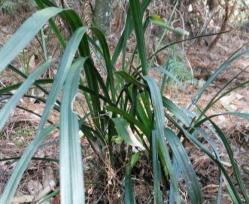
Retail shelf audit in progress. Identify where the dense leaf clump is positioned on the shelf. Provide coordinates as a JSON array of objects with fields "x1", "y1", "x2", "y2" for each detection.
[{"x1": 0, "y1": 0, "x2": 249, "y2": 203}]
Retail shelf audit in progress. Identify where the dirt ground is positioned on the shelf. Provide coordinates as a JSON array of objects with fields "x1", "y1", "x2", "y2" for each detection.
[{"x1": 0, "y1": 5, "x2": 249, "y2": 204}]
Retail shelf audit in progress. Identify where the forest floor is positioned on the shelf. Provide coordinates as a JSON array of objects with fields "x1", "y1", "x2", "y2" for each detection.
[{"x1": 0, "y1": 8, "x2": 249, "y2": 204}]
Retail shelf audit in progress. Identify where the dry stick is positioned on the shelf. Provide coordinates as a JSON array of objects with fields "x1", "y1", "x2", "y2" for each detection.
[{"x1": 149, "y1": 30, "x2": 231, "y2": 61}]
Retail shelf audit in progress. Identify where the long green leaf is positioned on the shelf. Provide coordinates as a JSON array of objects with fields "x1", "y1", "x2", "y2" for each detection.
[
  {"x1": 36, "y1": 0, "x2": 104, "y2": 129},
  {"x1": 0, "y1": 61, "x2": 51, "y2": 130},
  {"x1": 194, "y1": 128, "x2": 223, "y2": 204},
  {"x1": 91, "y1": 27, "x2": 116, "y2": 101},
  {"x1": 166, "y1": 114, "x2": 243, "y2": 203},
  {"x1": 35, "y1": 0, "x2": 66, "y2": 47},
  {"x1": 0, "y1": 7, "x2": 63, "y2": 73},
  {"x1": 8, "y1": 64, "x2": 50, "y2": 95},
  {"x1": 112, "y1": 0, "x2": 151, "y2": 66},
  {"x1": 144, "y1": 76, "x2": 180, "y2": 203},
  {"x1": 210, "y1": 121, "x2": 249, "y2": 203},
  {"x1": 130, "y1": 0, "x2": 148, "y2": 75},
  {"x1": 116, "y1": 71, "x2": 145, "y2": 88},
  {"x1": 36, "y1": 3, "x2": 105, "y2": 129},
  {"x1": 124, "y1": 153, "x2": 140, "y2": 204},
  {"x1": 194, "y1": 68, "x2": 249, "y2": 123},
  {"x1": 163, "y1": 96, "x2": 191, "y2": 127},
  {"x1": 165, "y1": 128, "x2": 202, "y2": 204},
  {"x1": 194, "y1": 112, "x2": 249, "y2": 128},
  {"x1": 149, "y1": 31, "x2": 230, "y2": 62},
  {"x1": 136, "y1": 93, "x2": 153, "y2": 132},
  {"x1": 0, "y1": 27, "x2": 87, "y2": 203},
  {"x1": 0, "y1": 78, "x2": 113, "y2": 107},
  {"x1": 0, "y1": 80, "x2": 52, "y2": 96},
  {"x1": 0, "y1": 125, "x2": 56, "y2": 203},
  {"x1": 152, "y1": 130, "x2": 163, "y2": 203},
  {"x1": 192, "y1": 46, "x2": 249, "y2": 105},
  {"x1": 60, "y1": 58, "x2": 86, "y2": 204},
  {"x1": 38, "y1": 0, "x2": 111, "y2": 131}
]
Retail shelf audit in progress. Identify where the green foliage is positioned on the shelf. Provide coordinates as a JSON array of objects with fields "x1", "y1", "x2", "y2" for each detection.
[
  {"x1": 0, "y1": 0, "x2": 249, "y2": 203},
  {"x1": 162, "y1": 49, "x2": 192, "y2": 88},
  {"x1": 168, "y1": 57, "x2": 189, "y2": 81}
]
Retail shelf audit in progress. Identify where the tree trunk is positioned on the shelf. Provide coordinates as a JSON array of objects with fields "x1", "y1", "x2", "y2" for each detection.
[{"x1": 93, "y1": 0, "x2": 114, "y2": 33}]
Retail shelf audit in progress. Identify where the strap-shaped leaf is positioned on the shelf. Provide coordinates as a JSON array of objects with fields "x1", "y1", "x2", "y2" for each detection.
[
  {"x1": 60, "y1": 58, "x2": 86, "y2": 204},
  {"x1": 0, "y1": 7, "x2": 63, "y2": 73},
  {"x1": 194, "y1": 112, "x2": 249, "y2": 128},
  {"x1": 8, "y1": 64, "x2": 50, "y2": 95},
  {"x1": 0, "y1": 27, "x2": 87, "y2": 204},
  {"x1": 165, "y1": 128, "x2": 202, "y2": 204},
  {"x1": 129, "y1": 0, "x2": 148, "y2": 75},
  {"x1": 0, "y1": 60, "x2": 51, "y2": 130},
  {"x1": 152, "y1": 130, "x2": 163, "y2": 203},
  {"x1": 36, "y1": 1, "x2": 105, "y2": 132},
  {"x1": 192, "y1": 46, "x2": 249, "y2": 105},
  {"x1": 195, "y1": 128, "x2": 222, "y2": 204},
  {"x1": 124, "y1": 153, "x2": 140, "y2": 204},
  {"x1": 36, "y1": 2, "x2": 106, "y2": 132},
  {"x1": 144, "y1": 76, "x2": 180, "y2": 203},
  {"x1": 195, "y1": 68, "x2": 249, "y2": 121},
  {"x1": 112, "y1": 0, "x2": 150, "y2": 66},
  {"x1": 36, "y1": 0, "x2": 111, "y2": 131},
  {"x1": 116, "y1": 71, "x2": 145, "y2": 88},
  {"x1": 163, "y1": 96, "x2": 191, "y2": 127},
  {"x1": 91, "y1": 27, "x2": 116, "y2": 101},
  {"x1": 0, "y1": 125, "x2": 56, "y2": 203},
  {"x1": 167, "y1": 115, "x2": 243, "y2": 203},
  {"x1": 136, "y1": 93, "x2": 153, "y2": 132},
  {"x1": 210, "y1": 121, "x2": 249, "y2": 203}
]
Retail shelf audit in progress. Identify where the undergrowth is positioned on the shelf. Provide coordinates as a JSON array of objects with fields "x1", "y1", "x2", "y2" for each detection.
[{"x1": 0, "y1": 0, "x2": 249, "y2": 203}]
